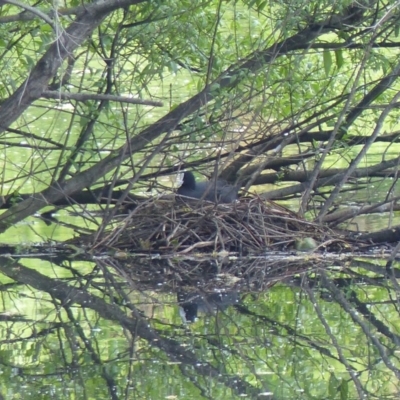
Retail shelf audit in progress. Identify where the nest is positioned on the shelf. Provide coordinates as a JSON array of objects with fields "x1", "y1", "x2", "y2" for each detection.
[{"x1": 95, "y1": 196, "x2": 346, "y2": 254}]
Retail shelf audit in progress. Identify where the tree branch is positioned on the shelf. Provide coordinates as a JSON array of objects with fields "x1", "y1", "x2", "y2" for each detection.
[
  {"x1": 0, "y1": 3, "x2": 375, "y2": 232},
  {"x1": 0, "y1": 0, "x2": 55, "y2": 28},
  {"x1": 0, "y1": 0, "x2": 147, "y2": 133},
  {"x1": 41, "y1": 90, "x2": 163, "y2": 107}
]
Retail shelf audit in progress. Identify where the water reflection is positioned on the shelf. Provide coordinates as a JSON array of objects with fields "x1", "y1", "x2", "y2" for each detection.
[
  {"x1": 0, "y1": 254, "x2": 399, "y2": 399},
  {"x1": 178, "y1": 290, "x2": 240, "y2": 323}
]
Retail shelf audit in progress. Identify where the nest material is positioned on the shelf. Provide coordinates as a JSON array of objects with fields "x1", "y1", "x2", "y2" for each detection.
[{"x1": 100, "y1": 196, "x2": 345, "y2": 254}]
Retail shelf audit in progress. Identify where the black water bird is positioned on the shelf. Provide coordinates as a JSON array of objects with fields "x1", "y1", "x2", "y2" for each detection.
[
  {"x1": 178, "y1": 291, "x2": 240, "y2": 323},
  {"x1": 177, "y1": 171, "x2": 239, "y2": 203}
]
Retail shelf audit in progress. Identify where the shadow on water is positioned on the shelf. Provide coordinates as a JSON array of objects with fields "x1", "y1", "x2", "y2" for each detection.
[{"x1": 0, "y1": 253, "x2": 400, "y2": 399}]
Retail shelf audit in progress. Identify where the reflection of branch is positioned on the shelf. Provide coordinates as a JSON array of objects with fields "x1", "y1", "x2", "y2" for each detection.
[
  {"x1": 235, "y1": 303, "x2": 342, "y2": 364},
  {"x1": 63, "y1": 306, "x2": 119, "y2": 400},
  {"x1": 0, "y1": 257, "x2": 261, "y2": 397},
  {"x1": 304, "y1": 283, "x2": 365, "y2": 397},
  {"x1": 349, "y1": 290, "x2": 400, "y2": 345},
  {"x1": 42, "y1": 90, "x2": 163, "y2": 107},
  {"x1": 320, "y1": 271, "x2": 400, "y2": 379}
]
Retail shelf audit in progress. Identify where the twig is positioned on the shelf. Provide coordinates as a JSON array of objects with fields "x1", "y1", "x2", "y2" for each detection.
[
  {"x1": 1, "y1": 0, "x2": 55, "y2": 29},
  {"x1": 42, "y1": 90, "x2": 163, "y2": 107}
]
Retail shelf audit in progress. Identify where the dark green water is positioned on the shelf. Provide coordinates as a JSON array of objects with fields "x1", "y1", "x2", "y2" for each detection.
[{"x1": 0, "y1": 254, "x2": 398, "y2": 399}]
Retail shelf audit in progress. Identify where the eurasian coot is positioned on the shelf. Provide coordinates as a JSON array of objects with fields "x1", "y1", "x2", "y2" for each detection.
[
  {"x1": 177, "y1": 171, "x2": 239, "y2": 203},
  {"x1": 178, "y1": 291, "x2": 240, "y2": 323}
]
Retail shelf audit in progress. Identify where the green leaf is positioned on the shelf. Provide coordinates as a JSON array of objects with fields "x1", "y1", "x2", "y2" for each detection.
[
  {"x1": 328, "y1": 373, "x2": 339, "y2": 397},
  {"x1": 323, "y1": 51, "x2": 332, "y2": 76},
  {"x1": 335, "y1": 49, "x2": 344, "y2": 70},
  {"x1": 25, "y1": 55, "x2": 35, "y2": 68},
  {"x1": 169, "y1": 61, "x2": 178, "y2": 74},
  {"x1": 79, "y1": 116, "x2": 89, "y2": 128},
  {"x1": 339, "y1": 380, "x2": 349, "y2": 400}
]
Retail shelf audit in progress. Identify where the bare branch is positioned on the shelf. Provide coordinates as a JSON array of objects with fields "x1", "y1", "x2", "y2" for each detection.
[
  {"x1": 41, "y1": 90, "x2": 163, "y2": 107},
  {"x1": 0, "y1": 0, "x2": 147, "y2": 133},
  {"x1": 0, "y1": 0, "x2": 55, "y2": 28}
]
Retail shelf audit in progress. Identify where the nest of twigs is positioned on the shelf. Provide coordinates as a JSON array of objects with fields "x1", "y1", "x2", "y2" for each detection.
[{"x1": 96, "y1": 196, "x2": 346, "y2": 254}]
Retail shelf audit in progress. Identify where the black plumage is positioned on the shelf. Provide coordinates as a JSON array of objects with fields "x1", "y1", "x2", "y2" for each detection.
[{"x1": 177, "y1": 171, "x2": 239, "y2": 203}]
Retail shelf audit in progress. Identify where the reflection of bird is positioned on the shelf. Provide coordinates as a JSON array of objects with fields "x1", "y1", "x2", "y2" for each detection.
[
  {"x1": 177, "y1": 171, "x2": 239, "y2": 203},
  {"x1": 178, "y1": 291, "x2": 240, "y2": 323}
]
